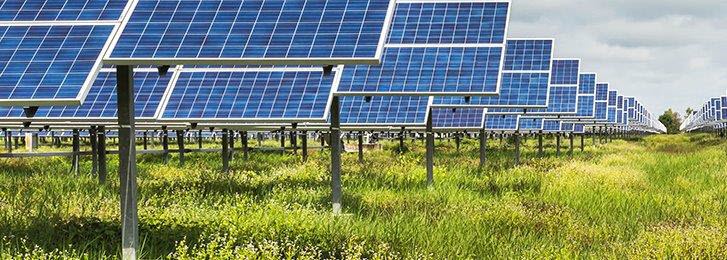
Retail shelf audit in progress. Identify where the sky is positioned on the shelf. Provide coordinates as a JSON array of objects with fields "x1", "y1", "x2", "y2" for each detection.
[{"x1": 508, "y1": 0, "x2": 727, "y2": 117}]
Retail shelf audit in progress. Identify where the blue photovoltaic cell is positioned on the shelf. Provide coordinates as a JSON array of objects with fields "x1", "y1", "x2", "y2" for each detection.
[
  {"x1": 607, "y1": 107, "x2": 617, "y2": 123},
  {"x1": 337, "y1": 47, "x2": 503, "y2": 94},
  {"x1": 0, "y1": 71, "x2": 172, "y2": 118},
  {"x1": 388, "y1": 2, "x2": 509, "y2": 45},
  {"x1": 432, "y1": 108, "x2": 484, "y2": 129},
  {"x1": 608, "y1": 90, "x2": 617, "y2": 107},
  {"x1": 518, "y1": 117, "x2": 543, "y2": 131},
  {"x1": 161, "y1": 70, "x2": 333, "y2": 120},
  {"x1": 503, "y1": 39, "x2": 553, "y2": 71},
  {"x1": 573, "y1": 124, "x2": 585, "y2": 133},
  {"x1": 595, "y1": 83, "x2": 608, "y2": 101},
  {"x1": 578, "y1": 73, "x2": 595, "y2": 95},
  {"x1": 561, "y1": 122, "x2": 574, "y2": 132},
  {"x1": 595, "y1": 102, "x2": 607, "y2": 120},
  {"x1": 543, "y1": 120, "x2": 560, "y2": 131},
  {"x1": 528, "y1": 86, "x2": 577, "y2": 114},
  {"x1": 434, "y1": 73, "x2": 549, "y2": 107},
  {"x1": 109, "y1": 0, "x2": 393, "y2": 61},
  {"x1": 550, "y1": 59, "x2": 579, "y2": 85},
  {"x1": 617, "y1": 95, "x2": 624, "y2": 109},
  {"x1": 0, "y1": 25, "x2": 114, "y2": 101},
  {"x1": 0, "y1": 0, "x2": 127, "y2": 21},
  {"x1": 574, "y1": 95, "x2": 595, "y2": 117},
  {"x1": 341, "y1": 96, "x2": 429, "y2": 125},
  {"x1": 485, "y1": 114, "x2": 518, "y2": 131}
]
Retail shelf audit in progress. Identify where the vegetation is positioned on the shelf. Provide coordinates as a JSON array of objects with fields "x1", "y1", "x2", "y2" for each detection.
[
  {"x1": 659, "y1": 109, "x2": 682, "y2": 134},
  {"x1": 1, "y1": 133, "x2": 726, "y2": 258}
]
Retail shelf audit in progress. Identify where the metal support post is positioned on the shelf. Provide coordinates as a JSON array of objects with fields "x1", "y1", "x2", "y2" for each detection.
[{"x1": 116, "y1": 65, "x2": 138, "y2": 260}]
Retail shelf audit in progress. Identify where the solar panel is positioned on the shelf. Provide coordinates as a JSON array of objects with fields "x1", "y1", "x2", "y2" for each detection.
[
  {"x1": 484, "y1": 114, "x2": 519, "y2": 131},
  {"x1": 608, "y1": 90, "x2": 618, "y2": 107},
  {"x1": 388, "y1": 1, "x2": 509, "y2": 45},
  {"x1": 0, "y1": 68, "x2": 174, "y2": 121},
  {"x1": 432, "y1": 39, "x2": 553, "y2": 107},
  {"x1": 607, "y1": 106, "x2": 617, "y2": 123},
  {"x1": 158, "y1": 67, "x2": 339, "y2": 123},
  {"x1": 432, "y1": 107, "x2": 485, "y2": 129},
  {"x1": 0, "y1": 0, "x2": 130, "y2": 106},
  {"x1": 433, "y1": 72, "x2": 550, "y2": 107},
  {"x1": 0, "y1": 0, "x2": 128, "y2": 21},
  {"x1": 594, "y1": 102, "x2": 607, "y2": 121},
  {"x1": 337, "y1": 47, "x2": 504, "y2": 95},
  {"x1": 542, "y1": 120, "x2": 561, "y2": 132},
  {"x1": 578, "y1": 73, "x2": 596, "y2": 95},
  {"x1": 550, "y1": 59, "x2": 579, "y2": 85},
  {"x1": 503, "y1": 39, "x2": 553, "y2": 71},
  {"x1": 341, "y1": 96, "x2": 431, "y2": 126},
  {"x1": 488, "y1": 58, "x2": 578, "y2": 115},
  {"x1": 561, "y1": 122, "x2": 574, "y2": 132},
  {"x1": 574, "y1": 95, "x2": 595, "y2": 118},
  {"x1": 595, "y1": 83, "x2": 608, "y2": 101},
  {"x1": 573, "y1": 123, "x2": 585, "y2": 133},
  {"x1": 337, "y1": 1, "x2": 511, "y2": 95},
  {"x1": 105, "y1": 0, "x2": 398, "y2": 65},
  {"x1": 518, "y1": 117, "x2": 543, "y2": 131}
]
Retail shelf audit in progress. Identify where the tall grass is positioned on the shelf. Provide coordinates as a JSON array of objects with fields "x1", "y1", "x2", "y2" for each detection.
[{"x1": 0, "y1": 134, "x2": 726, "y2": 258}]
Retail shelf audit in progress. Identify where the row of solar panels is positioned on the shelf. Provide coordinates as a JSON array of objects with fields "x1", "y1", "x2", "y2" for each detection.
[
  {"x1": 681, "y1": 92, "x2": 727, "y2": 132},
  {"x1": 0, "y1": 0, "x2": 664, "y2": 134}
]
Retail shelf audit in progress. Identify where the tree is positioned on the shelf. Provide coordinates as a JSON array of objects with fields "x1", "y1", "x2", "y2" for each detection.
[
  {"x1": 659, "y1": 109, "x2": 682, "y2": 134},
  {"x1": 685, "y1": 107, "x2": 694, "y2": 117}
]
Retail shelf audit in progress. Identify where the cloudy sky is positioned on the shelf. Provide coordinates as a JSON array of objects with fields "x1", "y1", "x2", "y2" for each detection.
[{"x1": 508, "y1": 0, "x2": 727, "y2": 117}]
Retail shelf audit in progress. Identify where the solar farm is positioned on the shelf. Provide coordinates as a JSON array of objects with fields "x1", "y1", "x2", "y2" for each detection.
[{"x1": 9, "y1": 0, "x2": 727, "y2": 259}]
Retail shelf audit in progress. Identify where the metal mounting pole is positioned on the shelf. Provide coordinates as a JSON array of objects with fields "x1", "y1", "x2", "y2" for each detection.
[
  {"x1": 479, "y1": 129, "x2": 487, "y2": 169},
  {"x1": 90, "y1": 126, "x2": 98, "y2": 176},
  {"x1": 280, "y1": 127, "x2": 286, "y2": 154},
  {"x1": 556, "y1": 133, "x2": 561, "y2": 157},
  {"x1": 116, "y1": 65, "x2": 138, "y2": 260},
  {"x1": 70, "y1": 129, "x2": 80, "y2": 174},
  {"x1": 514, "y1": 131, "x2": 521, "y2": 166},
  {"x1": 97, "y1": 126, "x2": 107, "y2": 184},
  {"x1": 537, "y1": 131, "x2": 544, "y2": 157},
  {"x1": 330, "y1": 97, "x2": 342, "y2": 214},
  {"x1": 291, "y1": 123, "x2": 298, "y2": 155},
  {"x1": 426, "y1": 109, "x2": 434, "y2": 186},
  {"x1": 358, "y1": 131, "x2": 364, "y2": 164},
  {"x1": 221, "y1": 130, "x2": 229, "y2": 173},
  {"x1": 142, "y1": 131, "x2": 148, "y2": 150},
  {"x1": 399, "y1": 127, "x2": 405, "y2": 154},
  {"x1": 229, "y1": 131, "x2": 235, "y2": 161},
  {"x1": 301, "y1": 131, "x2": 308, "y2": 162},
  {"x1": 197, "y1": 130, "x2": 203, "y2": 149},
  {"x1": 176, "y1": 130, "x2": 185, "y2": 167},
  {"x1": 580, "y1": 133, "x2": 585, "y2": 152},
  {"x1": 569, "y1": 133, "x2": 574, "y2": 157},
  {"x1": 455, "y1": 132, "x2": 461, "y2": 153},
  {"x1": 241, "y1": 131, "x2": 249, "y2": 160},
  {"x1": 161, "y1": 127, "x2": 169, "y2": 164}
]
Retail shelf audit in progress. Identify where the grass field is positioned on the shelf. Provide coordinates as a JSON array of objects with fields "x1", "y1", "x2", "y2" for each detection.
[{"x1": 1, "y1": 133, "x2": 726, "y2": 259}]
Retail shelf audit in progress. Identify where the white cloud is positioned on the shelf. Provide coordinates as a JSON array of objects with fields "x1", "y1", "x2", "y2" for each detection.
[{"x1": 509, "y1": 0, "x2": 727, "y2": 114}]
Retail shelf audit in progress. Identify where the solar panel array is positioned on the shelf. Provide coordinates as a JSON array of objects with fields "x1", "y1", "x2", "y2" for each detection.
[
  {"x1": 0, "y1": 0, "x2": 129, "y2": 106},
  {"x1": 336, "y1": 1, "x2": 510, "y2": 95},
  {"x1": 683, "y1": 92, "x2": 727, "y2": 132},
  {"x1": 105, "y1": 0, "x2": 397, "y2": 65},
  {"x1": 432, "y1": 39, "x2": 553, "y2": 108},
  {"x1": 0, "y1": 0, "x2": 666, "y2": 136},
  {"x1": 159, "y1": 67, "x2": 337, "y2": 123}
]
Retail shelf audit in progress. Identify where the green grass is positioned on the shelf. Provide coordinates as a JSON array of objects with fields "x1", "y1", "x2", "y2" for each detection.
[{"x1": 1, "y1": 133, "x2": 727, "y2": 259}]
